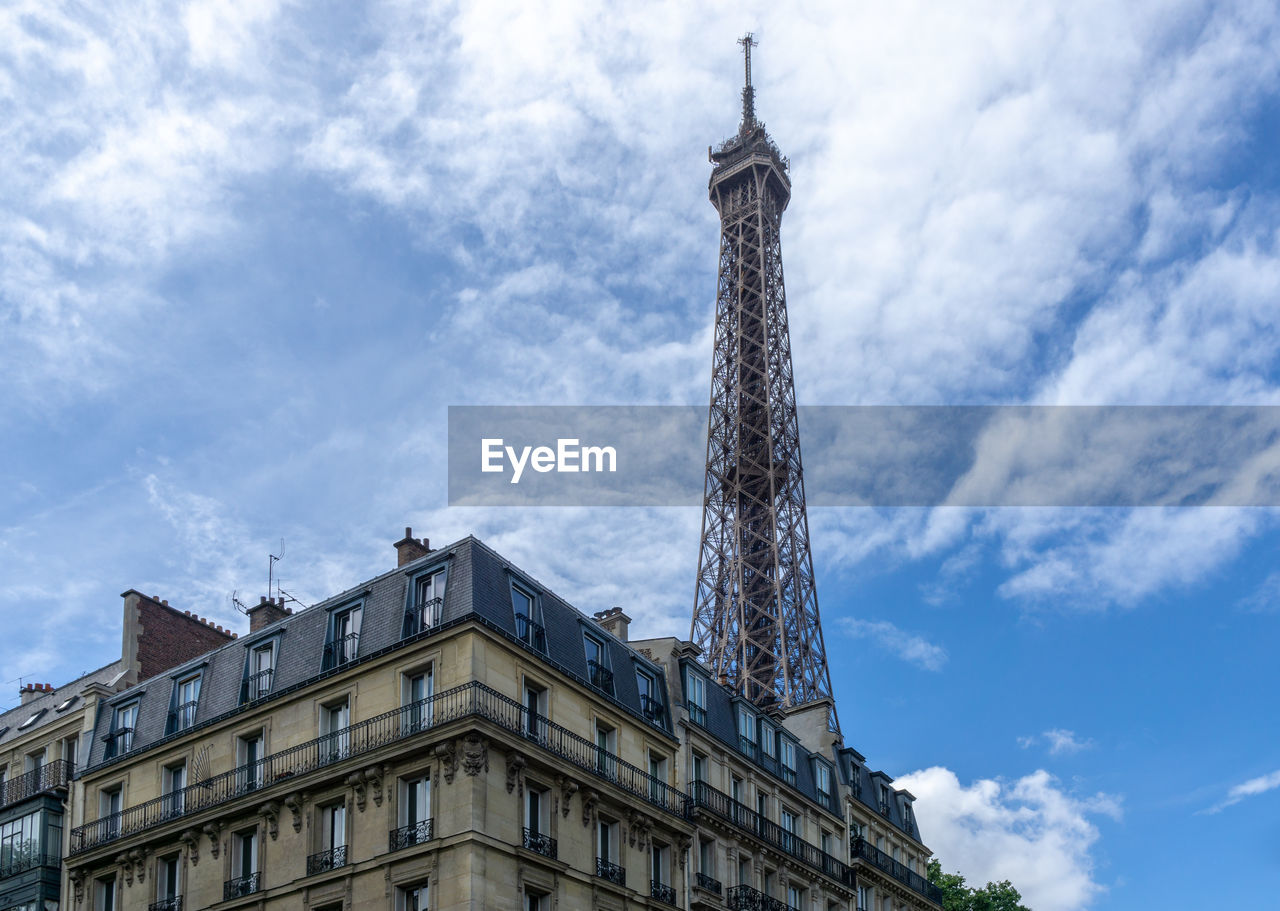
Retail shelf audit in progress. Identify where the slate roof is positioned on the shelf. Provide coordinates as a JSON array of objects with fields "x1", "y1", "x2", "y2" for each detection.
[
  {"x1": 84, "y1": 536, "x2": 673, "y2": 771},
  {"x1": 0, "y1": 662, "x2": 126, "y2": 751}
]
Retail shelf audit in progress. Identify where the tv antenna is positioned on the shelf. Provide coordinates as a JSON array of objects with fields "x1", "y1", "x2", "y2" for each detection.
[
  {"x1": 268, "y1": 539, "x2": 285, "y2": 600},
  {"x1": 230, "y1": 590, "x2": 248, "y2": 615}
]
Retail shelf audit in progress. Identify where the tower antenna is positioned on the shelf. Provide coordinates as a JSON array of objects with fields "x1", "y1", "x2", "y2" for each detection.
[
  {"x1": 738, "y1": 33, "x2": 758, "y2": 128},
  {"x1": 268, "y1": 539, "x2": 284, "y2": 600}
]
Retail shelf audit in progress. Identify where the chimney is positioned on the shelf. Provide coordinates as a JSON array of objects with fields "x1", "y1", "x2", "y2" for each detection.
[
  {"x1": 592, "y1": 606, "x2": 631, "y2": 642},
  {"x1": 247, "y1": 596, "x2": 291, "y2": 633},
  {"x1": 394, "y1": 527, "x2": 432, "y2": 567},
  {"x1": 19, "y1": 683, "x2": 52, "y2": 705}
]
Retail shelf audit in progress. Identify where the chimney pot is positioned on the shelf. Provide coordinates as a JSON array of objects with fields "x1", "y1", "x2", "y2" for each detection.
[
  {"x1": 260, "y1": 596, "x2": 268, "y2": 604},
  {"x1": 394, "y1": 527, "x2": 432, "y2": 567}
]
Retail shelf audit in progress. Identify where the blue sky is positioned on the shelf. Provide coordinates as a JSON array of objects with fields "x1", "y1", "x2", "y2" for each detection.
[{"x1": 2, "y1": 2, "x2": 1279, "y2": 908}]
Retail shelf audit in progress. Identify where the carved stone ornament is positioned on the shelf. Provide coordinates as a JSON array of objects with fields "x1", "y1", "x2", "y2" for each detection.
[
  {"x1": 559, "y1": 775, "x2": 578, "y2": 818},
  {"x1": 69, "y1": 870, "x2": 85, "y2": 904},
  {"x1": 115, "y1": 854, "x2": 132, "y2": 887},
  {"x1": 365, "y1": 765, "x2": 386, "y2": 806},
  {"x1": 461, "y1": 733, "x2": 488, "y2": 777},
  {"x1": 678, "y1": 835, "x2": 692, "y2": 869},
  {"x1": 283, "y1": 793, "x2": 304, "y2": 832},
  {"x1": 435, "y1": 741, "x2": 457, "y2": 784},
  {"x1": 506, "y1": 752, "x2": 527, "y2": 795},
  {"x1": 130, "y1": 849, "x2": 146, "y2": 884},
  {"x1": 582, "y1": 789, "x2": 599, "y2": 828},
  {"x1": 626, "y1": 810, "x2": 651, "y2": 850},
  {"x1": 348, "y1": 771, "x2": 368, "y2": 812},
  {"x1": 259, "y1": 801, "x2": 281, "y2": 840},
  {"x1": 203, "y1": 822, "x2": 222, "y2": 859},
  {"x1": 180, "y1": 829, "x2": 200, "y2": 865}
]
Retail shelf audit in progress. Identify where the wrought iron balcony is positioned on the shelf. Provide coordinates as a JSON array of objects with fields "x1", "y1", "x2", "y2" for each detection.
[
  {"x1": 727, "y1": 884, "x2": 787, "y2": 911},
  {"x1": 651, "y1": 880, "x2": 677, "y2": 905},
  {"x1": 0, "y1": 759, "x2": 73, "y2": 807},
  {"x1": 515, "y1": 613, "x2": 547, "y2": 652},
  {"x1": 148, "y1": 898, "x2": 181, "y2": 911},
  {"x1": 595, "y1": 858, "x2": 625, "y2": 887},
  {"x1": 103, "y1": 727, "x2": 135, "y2": 759},
  {"x1": 738, "y1": 736, "x2": 758, "y2": 761},
  {"x1": 322, "y1": 633, "x2": 360, "y2": 669},
  {"x1": 223, "y1": 872, "x2": 260, "y2": 901},
  {"x1": 850, "y1": 837, "x2": 944, "y2": 904},
  {"x1": 587, "y1": 659, "x2": 614, "y2": 692},
  {"x1": 688, "y1": 702, "x2": 707, "y2": 726},
  {"x1": 640, "y1": 694, "x2": 665, "y2": 722},
  {"x1": 521, "y1": 827, "x2": 557, "y2": 859},
  {"x1": 73, "y1": 682, "x2": 690, "y2": 856},
  {"x1": 167, "y1": 701, "x2": 198, "y2": 734},
  {"x1": 306, "y1": 845, "x2": 347, "y2": 875},
  {"x1": 402, "y1": 598, "x2": 443, "y2": 637},
  {"x1": 240, "y1": 669, "x2": 274, "y2": 703},
  {"x1": 389, "y1": 819, "x2": 434, "y2": 851},
  {"x1": 695, "y1": 872, "x2": 722, "y2": 895}
]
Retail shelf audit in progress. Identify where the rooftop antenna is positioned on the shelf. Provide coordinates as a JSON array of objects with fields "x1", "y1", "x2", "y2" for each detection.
[
  {"x1": 738, "y1": 33, "x2": 758, "y2": 129},
  {"x1": 268, "y1": 539, "x2": 284, "y2": 601},
  {"x1": 230, "y1": 590, "x2": 248, "y2": 615},
  {"x1": 277, "y1": 587, "x2": 303, "y2": 608}
]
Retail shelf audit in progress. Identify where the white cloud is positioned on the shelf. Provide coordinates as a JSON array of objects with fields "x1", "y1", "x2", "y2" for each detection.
[
  {"x1": 837, "y1": 618, "x2": 947, "y2": 671},
  {"x1": 1204, "y1": 768, "x2": 1280, "y2": 814},
  {"x1": 1237, "y1": 571, "x2": 1280, "y2": 614},
  {"x1": 899, "y1": 766, "x2": 1121, "y2": 911},
  {"x1": 1020, "y1": 729, "x2": 1095, "y2": 755}
]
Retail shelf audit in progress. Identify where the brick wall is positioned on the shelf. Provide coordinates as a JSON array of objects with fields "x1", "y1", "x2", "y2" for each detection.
[{"x1": 122, "y1": 590, "x2": 238, "y2": 680}]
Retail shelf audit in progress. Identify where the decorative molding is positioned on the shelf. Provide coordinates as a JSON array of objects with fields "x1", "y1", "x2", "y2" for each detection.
[
  {"x1": 130, "y1": 849, "x2": 145, "y2": 883},
  {"x1": 366, "y1": 765, "x2": 385, "y2": 806},
  {"x1": 461, "y1": 732, "x2": 488, "y2": 777},
  {"x1": 435, "y1": 741, "x2": 457, "y2": 784},
  {"x1": 348, "y1": 771, "x2": 368, "y2": 812},
  {"x1": 203, "y1": 822, "x2": 222, "y2": 859},
  {"x1": 506, "y1": 752, "x2": 527, "y2": 795},
  {"x1": 180, "y1": 829, "x2": 200, "y2": 865},
  {"x1": 582, "y1": 789, "x2": 599, "y2": 828},
  {"x1": 69, "y1": 869, "x2": 85, "y2": 904},
  {"x1": 258, "y1": 801, "x2": 281, "y2": 840},
  {"x1": 115, "y1": 853, "x2": 133, "y2": 887},
  {"x1": 558, "y1": 776, "x2": 578, "y2": 818},
  {"x1": 283, "y1": 792, "x2": 304, "y2": 833}
]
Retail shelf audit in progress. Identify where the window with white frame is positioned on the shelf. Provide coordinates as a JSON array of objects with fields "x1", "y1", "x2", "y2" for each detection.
[
  {"x1": 685, "y1": 667, "x2": 707, "y2": 724},
  {"x1": 398, "y1": 882, "x2": 428, "y2": 911},
  {"x1": 171, "y1": 673, "x2": 201, "y2": 732},
  {"x1": 162, "y1": 761, "x2": 186, "y2": 818},
  {"x1": 100, "y1": 784, "x2": 122, "y2": 838},
  {"x1": 245, "y1": 642, "x2": 275, "y2": 701},
  {"x1": 648, "y1": 751, "x2": 668, "y2": 803},
  {"x1": 237, "y1": 730, "x2": 265, "y2": 791},
  {"x1": 511, "y1": 583, "x2": 545, "y2": 651},
  {"x1": 692, "y1": 751, "x2": 708, "y2": 785},
  {"x1": 318, "y1": 800, "x2": 347, "y2": 867},
  {"x1": 651, "y1": 839, "x2": 670, "y2": 888},
  {"x1": 786, "y1": 885, "x2": 803, "y2": 911},
  {"x1": 779, "y1": 739, "x2": 796, "y2": 782},
  {"x1": 410, "y1": 568, "x2": 446, "y2": 633},
  {"x1": 95, "y1": 876, "x2": 116, "y2": 911},
  {"x1": 584, "y1": 634, "x2": 614, "y2": 694},
  {"x1": 233, "y1": 826, "x2": 258, "y2": 881},
  {"x1": 636, "y1": 669, "x2": 662, "y2": 722},
  {"x1": 594, "y1": 720, "x2": 617, "y2": 779},
  {"x1": 760, "y1": 721, "x2": 776, "y2": 759},
  {"x1": 403, "y1": 665, "x2": 435, "y2": 731},
  {"x1": 108, "y1": 702, "x2": 138, "y2": 757},
  {"x1": 738, "y1": 708, "x2": 756, "y2": 756},
  {"x1": 597, "y1": 816, "x2": 619, "y2": 863},
  {"x1": 156, "y1": 853, "x2": 180, "y2": 907},
  {"x1": 321, "y1": 700, "x2": 350, "y2": 762},
  {"x1": 523, "y1": 680, "x2": 547, "y2": 742},
  {"x1": 815, "y1": 761, "x2": 832, "y2": 804},
  {"x1": 327, "y1": 604, "x2": 362, "y2": 667}
]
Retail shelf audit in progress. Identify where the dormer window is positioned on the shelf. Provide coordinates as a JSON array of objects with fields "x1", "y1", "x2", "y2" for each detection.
[
  {"x1": 242, "y1": 641, "x2": 277, "y2": 703},
  {"x1": 814, "y1": 761, "x2": 832, "y2": 804},
  {"x1": 404, "y1": 567, "x2": 446, "y2": 637},
  {"x1": 324, "y1": 604, "x2": 362, "y2": 669},
  {"x1": 879, "y1": 785, "x2": 893, "y2": 817},
  {"x1": 583, "y1": 635, "x2": 614, "y2": 694},
  {"x1": 738, "y1": 708, "x2": 757, "y2": 758},
  {"x1": 106, "y1": 702, "x2": 139, "y2": 758},
  {"x1": 511, "y1": 583, "x2": 546, "y2": 652},
  {"x1": 636, "y1": 669, "x2": 663, "y2": 723},
  {"x1": 760, "y1": 721, "x2": 776, "y2": 761},
  {"x1": 684, "y1": 668, "x2": 707, "y2": 726},
  {"x1": 168, "y1": 673, "x2": 201, "y2": 733},
  {"x1": 779, "y1": 739, "x2": 796, "y2": 784}
]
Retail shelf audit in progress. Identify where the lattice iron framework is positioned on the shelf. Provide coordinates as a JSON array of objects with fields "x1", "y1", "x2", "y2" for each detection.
[{"x1": 691, "y1": 37, "x2": 836, "y2": 724}]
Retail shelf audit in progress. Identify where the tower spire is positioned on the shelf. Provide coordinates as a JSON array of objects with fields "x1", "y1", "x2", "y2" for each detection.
[
  {"x1": 739, "y1": 33, "x2": 757, "y2": 129},
  {"x1": 693, "y1": 40, "x2": 838, "y2": 729}
]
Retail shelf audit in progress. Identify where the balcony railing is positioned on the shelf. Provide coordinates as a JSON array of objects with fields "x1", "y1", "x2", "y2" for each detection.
[
  {"x1": 389, "y1": 819, "x2": 434, "y2": 851},
  {"x1": 651, "y1": 880, "x2": 677, "y2": 905},
  {"x1": 240, "y1": 669, "x2": 274, "y2": 704},
  {"x1": 0, "y1": 759, "x2": 73, "y2": 807},
  {"x1": 73, "y1": 682, "x2": 689, "y2": 855},
  {"x1": 148, "y1": 898, "x2": 181, "y2": 911},
  {"x1": 639, "y1": 694, "x2": 665, "y2": 722},
  {"x1": 850, "y1": 838, "x2": 944, "y2": 904},
  {"x1": 223, "y1": 873, "x2": 260, "y2": 901},
  {"x1": 521, "y1": 827, "x2": 557, "y2": 859},
  {"x1": 695, "y1": 872, "x2": 722, "y2": 895},
  {"x1": 306, "y1": 845, "x2": 347, "y2": 875},
  {"x1": 587, "y1": 660, "x2": 614, "y2": 693},
  {"x1": 322, "y1": 633, "x2": 360, "y2": 670},
  {"x1": 103, "y1": 728, "x2": 135, "y2": 759},
  {"x1": 515, "y1": 613, "x2": 547, "y2": 652},
  {"x1": 0, "y1": 852, "x2": 62, "y2": 879},
  {"x1": 167, "y1": 701, "x2": 198, "y2": 734},
  {"x1": 402, "y1": 598, "x2": 443, "y2": 637},
  {"x1": 688, "y1": 703, "x2": 707, "y2": 726},
  {"x1": 595, "y1": 858, "x2": 625, "y2": 887},
  {"x1": 689, "y1": 781, "x2": 853, "y2": 887},
  {"x1": 728, "y1": 884, "x2": 787, "y2": 911}
]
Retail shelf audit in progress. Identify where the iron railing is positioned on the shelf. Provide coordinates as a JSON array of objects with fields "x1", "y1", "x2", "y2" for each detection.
[
  {"x1": 688, "y1": 702, "x2": 707, "y2": 726},
  {"x1": 521, "y1": 827, "x2": 557, "y2": 859},
  {"x1": 389, "y1": 819, "x2": 433, "y2": 851},
  {"x1": 306, "y1": 845, "x2": 347, "y2": 875},
  {"x1": 639, "y1": 694, "x2": 665, "y2": 722},
  {"x1": 596, "y1": 858, "x2": 625, "y2": 887},
  {"x1": 689, "y1": 781, "x2": 852, "y2": 886},
  {"x1": 515, "y1": 614, "x2": 547, "y2": 652},
  {"x1": 103, "y1": 728, "x2": 135, "y2": 759},
  {"x1": 728, "y1": 884, "x2": 787, "y2": 911},
  {"x1": 167, "y1": 701, "x2": 198, "y2": 734},
  {"x1": 240, "y1": 669, "x2": 274, "y2": 703},
  {"x1": 148, "y1": 898, "x2": 181, "y2": 911},
  {"x1": 322, "y1": 633, "x2": 360, "y2": 669},
  {"x1": 0, "y1": 759, "x2": 73, "y2": 806},
  {"x1": 72, "y1": 682, "x2": 689, "y2": 855},
  {"x1": 223, "y1": 873, "x2": 260, "y2": 901},
  {"x1": 695, "y1": 872, "x2": 722, "y2": 895},
  {"x1": 587, "y1": 660, "x2": 614, "y2": 692},
  {"x1": 402, "y1": 598, "x2": 443, "y2": 637},
  {"x1": 850, "y1": 838, "x2": 943, "y2": 903},
  {"x1": 651, "y1": 880, "x2": 677, "y2": 905},
  {"x1": 0, "y1": 852, "x2": 61, "y2": 878}
]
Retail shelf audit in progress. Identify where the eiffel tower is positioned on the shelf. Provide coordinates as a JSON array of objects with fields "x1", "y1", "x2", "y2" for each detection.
[{"x1": 691, "y1": 36, "x2": 837, "y2": 727}]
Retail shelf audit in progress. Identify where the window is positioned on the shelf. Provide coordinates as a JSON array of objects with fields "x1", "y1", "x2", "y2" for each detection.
[
  {"x1": 162, "y1": 761, "x2": 187, "y2": 818},
  {"x1": 95, "y1": 876, "x2": 116, "y2": 911},
  {"x1": 325, "y1": 604, "x2": 362, "y2": 668},
  {"x1": 692, "y1": 751, "x2": 708, "y2": 786},
  {"x1": 779, "y1": 739, "x2": 796, "y2": 783},
  {"x1": 738, "y1": 708, "x2": 756, "y2": 757},
  {"x1": 524, "y1": 784, "x2": 548, "y2": 835},
  {"x1": 821, "y1": 829, "x2": 833, "y2": 855},
  {"x1": 781, "y1": 808, "x2": 799, "y2": 852},
  {"x1": 170, "y1": 673, "x2": 201, "y2": 732},
  {"x1": 18, "y1": 710, "x2": 45, "y2": 731},
  {"x1": 511, "y1": 583, "x2": 545, "y2": 651},
  {"x1": 756, "y1": 792, "x2": 768, "y2": 820},
  {"x1": 156, "y1": 854, "x2": 180, "y2": 908},
  {"x1": 321, "y1": 700, "x2": 351, "y2": 762},
  {"x1": 652, "y1": 840, "x2": 670, "y2": 886},
  {"x1": 107, "y1": 702, "x2": 138, "y2": 757},
  {"x1": 594, "y1": 721, "x2": 616, "y2": 779},
  {"x1": 648, "y1": 752, "x2": 668, "y2": 802},
  {"x1": 61, "y1": 735, "x2": 79, "y2": 769},
  {"x1": 584, "y1": 635, "x2": 614, "y2": 694},
  {"x1": 237, "y1": 731, "x2": 264, "y2": 791},
  {"x1": 56, "y1": 695, "x2": 78, "y2": 712},
  {"x1": 398, "y1": 883, "x2": 429, "y2": 911},
  {"x1": 685, "y1": 668, "x2": 707, "y2": 725},
  {"x1": 100, "y1": 785, "x2": 122, "y2": 838},
  {"x1": 523, "y1": 681, "x2": 547, "y2": 742},
  {"x1": 315, "y1": 801, "x2": 347, "y2": 871},
  {"x1": 699, "y1": 837, "x2": 715, "y2": 877},
  {"x1": 850, "y1": 821, "x2": 864, "y2": 842},
  {"x1": 23, "y1": 749, "x2": 44, "y2": 773},
  {"x1": 815, "y1": 762, "x2": 832, "y2": 804},
  {"x1": 393, "y1": 774, "x2": 432, "y2": 848},
  {"x1": 597, "y1": 816, "x2": 618, "y2": 863},
  {"x1": 731, "y1": 775, "x2": 743, "y2": 804},
  {"x1": 787, "y1": 885, "x2": 803, "y2": 911},
  {"x1": 738, "y1": 856, "x2": 750, "y2": 885},
  {"x1": 763, "y1": 870, "x2": 775, "y2": 897},
  {"x1": 636, "y1": 669, "x2": 663, "y2": 722},
  {"x1": 857, "y1": 884, "x2": 870, "y2": 911},
  {"x1": 524, "y1": 890, "x2": 547, "y2": 911},
  {"x1": 891, "y1": 845, "x2": 899, "y2": 862},
  {"x1": 406, "y1": 568, "x2": 446, "y2": 636},
  {"x1": 403, "y1": 666, "x2": 435, "y2": 732},
  {"x1": 244, "y1": 642, "x2": 275, "y2": 702},
  {"x1": 879, "y1": 785, "x2": 892, "y2": 816},
  {"x1": 903, "y1": 802, "x2": 916, "y2": 834},
  {"x1": 760, "y1": 721, "x2": 776, "y2": 759},
  {"x1": 228, "y1": 827, "x2": 259, "y2": 897},
  {"x1": 0, "y1": 810, "x2": 47, "y2": 872}
]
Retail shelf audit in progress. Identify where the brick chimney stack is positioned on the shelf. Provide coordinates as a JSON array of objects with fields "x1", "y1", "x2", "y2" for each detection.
[
  {"x1": 19, "y1": 682, "x2": 53, "y2": 705},
  {"x1": 593, "y1": 607, "x2": 631, "y2": 642},
  {"x1": 247, "y1": 595, "x2": 293, "y2": 633},
  {"x1": 394, "y1": 527, "x2": 432, "y2": 567}
]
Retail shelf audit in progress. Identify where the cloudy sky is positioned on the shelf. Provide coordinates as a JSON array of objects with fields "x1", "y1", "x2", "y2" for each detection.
[{"x1": 3, "y1": 1, "x2": 1279, "y2": 908}]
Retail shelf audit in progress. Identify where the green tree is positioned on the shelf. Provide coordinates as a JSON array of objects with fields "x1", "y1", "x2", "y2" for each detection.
[{"x1": 927, "y1": 859, "x2": 1032, "y2": 911}]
